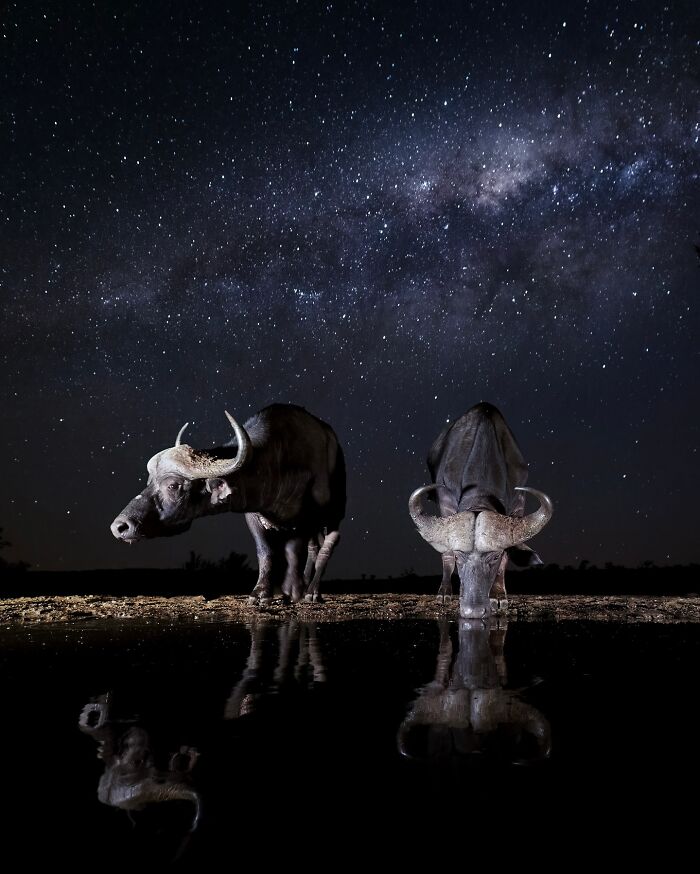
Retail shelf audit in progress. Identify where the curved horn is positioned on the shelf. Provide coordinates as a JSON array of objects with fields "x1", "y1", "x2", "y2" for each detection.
[
  {"x1": 106, "y1": 781, "x2": 202, "y2": 824},
  {"x1": 166, "y1": 411, "x2": 252, "y2": 479},
  {"x1": 409, "y1": 485, "x2": 446, "y2": 548},
  {"x1": 78, "y1": 701, "x2": 108, "y2": 733},
  {"x1": 408, "y1": 484, "x2": 438, "y2": 527},
  {"x1": 223, "y1": 410, "x2": 251, "y2": 472},
  {"x1": 475, "y1": 486, "x2": 553, "y2": 552},
  {"x1": 174, "y1": 423, "x2": 189, "y2": 446},
  {"x1": 162, "y1": 786, "x2": 202, "y2": 832},
  {"x1": 396, "y1": 722, "x2": 412, "y2": 758},
  {"x1": 183, "y1": 788, "x2": 202, "y2": 832},
  {"x1": 409, "y1": 485, "x2": 475, "y2": 552}
]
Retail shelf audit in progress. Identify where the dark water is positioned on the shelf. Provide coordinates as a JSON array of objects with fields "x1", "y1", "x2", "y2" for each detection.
[{"x1": 1, "y1": 617, "x2": 698, "y2": 863}]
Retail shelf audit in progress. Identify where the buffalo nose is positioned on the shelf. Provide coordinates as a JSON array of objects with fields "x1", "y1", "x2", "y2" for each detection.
[{"x1": 111, "y1": 516, "x2": 135, "y2": 540}]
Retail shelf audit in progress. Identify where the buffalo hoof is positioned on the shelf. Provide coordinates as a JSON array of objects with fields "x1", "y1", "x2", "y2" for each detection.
[
  {"x1": 436, "y1": 593, "x2": 452, "y2": 605},
  {"x1": 248, "y1": 594, "x2": 271, "y2": 606},
  {"x1": 304, "y1": 593, "x2": 323, "y2": 604},
  {"x1": 283, "y1": 590, "x2": 304, "y2": 604},
  {"x1": 490, "y1": 597, "x2": 509, "y2": 615}
]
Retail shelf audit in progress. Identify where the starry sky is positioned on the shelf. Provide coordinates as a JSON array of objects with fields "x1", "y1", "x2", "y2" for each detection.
[{"x1": 2, "y1": 1, "x2": 699, "y2": 576}]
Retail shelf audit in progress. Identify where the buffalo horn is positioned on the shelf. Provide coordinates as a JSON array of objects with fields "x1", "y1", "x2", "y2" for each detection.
[
  {"x1": 475, "y1": 486, "x2": 553, "y2": 552},
  {"x1": 168, "y1": 411, "x2": 252, "y2": 479},
  {"x1": 174, "y1": 423, "x2": 189, "y2": 446},
  {"x1": 408, "y1": 484, "x2": 475, "y2": 553}
]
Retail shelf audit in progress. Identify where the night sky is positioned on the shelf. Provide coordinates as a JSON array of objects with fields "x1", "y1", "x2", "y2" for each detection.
[{"x1": 2, "y1": 1, "x2": 698, "y2": 577}]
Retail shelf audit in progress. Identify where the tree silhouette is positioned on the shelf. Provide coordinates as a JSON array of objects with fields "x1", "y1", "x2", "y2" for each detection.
[
  {"x1": 182, "y1": 550, "x2": 209, "y2": 572},
  {"x1": 0, "y1": 527, "x2": 30, "y2": 573},
  {"x1": 182, "y1": 550, "x2": 256, "y2": 587}
]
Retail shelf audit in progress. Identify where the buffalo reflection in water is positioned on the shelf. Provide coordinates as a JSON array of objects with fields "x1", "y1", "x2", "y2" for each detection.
[
  {"x1": 78, "y1": 619, "x2": 326, "y2": 861},
  {"x1": 79, "y1": 692, "x2": 201, "y2": 841},
  {"x1": 398, "y1": 619, "x2": 551, "y2": 765},
  {"x1": 224, "y1": 618, "x2": 326, "y2": 719}
]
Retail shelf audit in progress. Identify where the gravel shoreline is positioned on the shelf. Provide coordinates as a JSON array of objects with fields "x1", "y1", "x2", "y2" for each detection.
[{"x1": 1, "y1": 593, "x2": 700, "y2": 625}]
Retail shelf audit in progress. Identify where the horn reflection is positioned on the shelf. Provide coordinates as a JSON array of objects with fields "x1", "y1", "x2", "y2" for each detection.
[
  {"x1": 78, "y1": 619, "x2": 326, "y2": 864},
  {"x1": 398, "y1": 619, "x2": 551, "y2": 766}
]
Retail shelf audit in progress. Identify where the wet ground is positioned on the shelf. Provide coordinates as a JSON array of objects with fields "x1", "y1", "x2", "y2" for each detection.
[
  {"x1": 1, "y1": 609, "x2": 698, "y2": 865},
  {"x1": 2, "y1": 592, "x2": 700, "y2": 624}
]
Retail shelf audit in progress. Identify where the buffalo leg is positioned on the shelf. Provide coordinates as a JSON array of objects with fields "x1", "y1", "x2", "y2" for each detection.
[
  {"x1": 434, "y1": 618, "x2": 453, "y2": 684},
  {"x1": 282, "y1": 536, "x2": 307, "y2": 603},
  {"x1": 489, "y1": 552, "x2": 509, "y2": 614},
  {"x1": 489, "y1": 622, "x2": 508, "y2": 685},
  {"x1": 245, "y1": 514, "x2": 276, "y2": 604},
  {"x1": 437, "y1": 551, "x2": 456, "y2": 604},
  {"x1": 304, "y1": 530, "x2": 340, "y2": 603},
  {"x1": 305, "y1": 623, "x2": 326, "y2": 683},
  {"x1": 304, "y1": 536, "x2": 320, "y2": 586},
  {"x1": 225, "y1": 620, "x2": 267, "y2": 718},
  {"x1": 274, "y1": 619, "x2": 297, "y2": 684}
]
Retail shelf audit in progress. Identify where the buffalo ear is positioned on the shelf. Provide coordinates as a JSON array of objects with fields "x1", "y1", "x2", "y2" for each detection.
[
  {"x1": 205, "y1": 478, "x2": 231, "y2": 502},
  {"x1": 506, "y1": 544, "x2": 544, "y2": 568}
]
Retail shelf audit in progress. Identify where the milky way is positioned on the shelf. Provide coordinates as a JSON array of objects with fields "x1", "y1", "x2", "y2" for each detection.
[{"x1": 2, "y1": 1, "x2": 698, "y2": 575}]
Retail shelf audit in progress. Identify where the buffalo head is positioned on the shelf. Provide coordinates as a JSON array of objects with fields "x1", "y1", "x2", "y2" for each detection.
[
  {"x1": 409, "y1": 485, "x2": 553, "y2": 620},
  {"x1": 110, "y1": 411, "x2": 251, "y2": 543}
]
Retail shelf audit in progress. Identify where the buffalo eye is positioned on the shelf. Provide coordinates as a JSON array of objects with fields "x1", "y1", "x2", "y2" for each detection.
[{"x1": 167, "y1": 482, "x2": 181, "y2": 494}]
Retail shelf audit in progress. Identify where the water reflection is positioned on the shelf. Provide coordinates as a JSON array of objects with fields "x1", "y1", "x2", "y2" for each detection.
[
  {"x1": 224, "y1": 618, "x2": 326, "y2": 719},
  {"x1": 78, "y1": 619, "x2": 325, "y2": 862},
  {"x1": 398, "y1": 619, "x2": 551, "y2": 765},
  {"x1": 79, "y1": 693, "x2": 201, "y2": 858}
]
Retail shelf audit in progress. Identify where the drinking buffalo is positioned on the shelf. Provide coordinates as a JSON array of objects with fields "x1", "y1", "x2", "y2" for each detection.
[
  {"x1": 409, "y1": 402, "x2": 552, "y2": 620},
  {"x1": 111, "y1": 404, "x2": 345, "y2": 603}
]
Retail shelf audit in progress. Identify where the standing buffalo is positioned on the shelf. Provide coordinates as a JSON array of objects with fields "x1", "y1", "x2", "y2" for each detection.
[
  {"x1": 111, "y1": 404, "x2": 345, "y2": 604},
  {"x1": 409, "y1": 402, "x2": 552, "y2": 620}
]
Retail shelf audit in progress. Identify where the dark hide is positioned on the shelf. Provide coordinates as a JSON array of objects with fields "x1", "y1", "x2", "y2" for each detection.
[
  {"x1": 427, "y1": 402, "x2": 541, "y2": 569},
  {"x1": 427, "y1": 402, "x2": 528, "y2": 515}
]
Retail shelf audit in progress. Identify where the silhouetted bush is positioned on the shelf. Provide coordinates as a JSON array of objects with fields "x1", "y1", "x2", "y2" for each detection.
[
  {"x1": 0, "y1": 527, "x2": 30, "y2": 575},
  {"x1": 323, "y1": 563, "x2": 700, "y2": 596},
  {"x1": 1, "y1": 554, "x2": 699, "y2": 598},
  {"x1": 181, "y1": 550, "x2": 257, "y2": 595}
]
